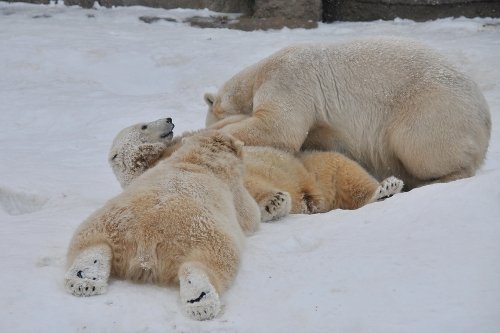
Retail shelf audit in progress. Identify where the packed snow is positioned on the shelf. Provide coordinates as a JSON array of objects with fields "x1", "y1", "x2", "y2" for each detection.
[{"x1": 1, "y1": 2, "x2": 499, "y2": 332}]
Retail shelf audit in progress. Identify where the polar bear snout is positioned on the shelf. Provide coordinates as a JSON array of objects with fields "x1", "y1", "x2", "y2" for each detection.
[
  {"x1": 160, "y1": 119, "x2": 175, "y2": 139},
  {"x1": 142, "y1": 117, "x2": 175, "y2": 142}
]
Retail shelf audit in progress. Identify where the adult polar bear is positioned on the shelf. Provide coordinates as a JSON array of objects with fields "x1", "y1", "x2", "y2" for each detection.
[{"x1": 204, "y1": 38, "x2": 491, "y2": 189}]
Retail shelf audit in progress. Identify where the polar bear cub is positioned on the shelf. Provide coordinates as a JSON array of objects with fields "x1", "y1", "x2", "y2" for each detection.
[
  {"x1": 65, "y1": 130, "x2": 260, "y2": 321},
  {"x1": 110, "y1": 117, "x2": 403, "y2": 223},
  {"x1": 204, "y1": 38, "x2": 491, "y2": 189}
]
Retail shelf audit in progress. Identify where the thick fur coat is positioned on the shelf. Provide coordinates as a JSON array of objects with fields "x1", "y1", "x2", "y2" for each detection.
[
  {"x1": 110, "y1": 118, "x2": 403, "y2": 222},
  {"x1": 66, "y1": 131, "x2": 261, "y2": 321},
  {"x1": 204, "y1": 38, "x2": 491, "y2": 189}
]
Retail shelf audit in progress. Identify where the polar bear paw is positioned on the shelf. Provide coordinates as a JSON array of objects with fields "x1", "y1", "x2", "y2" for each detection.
[
  {"x1": 64, "y1": 245, "x2": 111, "y2": 297},
  {"x1": 179, "y1": 264, "x2": 221, "y2": 321},
  {"x1": 260, "y1": 191, "x2": 292, "y2": 222},
  {"x1": 374, "y1": 176, "x2": 404, "y2": 201}
]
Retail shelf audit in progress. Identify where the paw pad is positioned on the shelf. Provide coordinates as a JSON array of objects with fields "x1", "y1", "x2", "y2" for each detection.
[
  {"x1": 261, "y1": 191, "x2": 292, "y2": 222},
  {"x1": 375, "y1": 176, "x2": 404, "y2": 201}
]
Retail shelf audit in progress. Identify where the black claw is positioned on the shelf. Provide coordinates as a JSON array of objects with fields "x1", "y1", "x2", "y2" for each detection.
[
  {"x1": 77, "y1": 270, "x2": 83, "y2": 278},
  {"x1": 94, "y1": 260, "x2": 97, "y2": 264},
  {"x1": 92, "y1": 277, "x2": 96, "y2": 280},
  {"x1": 92, "y1": 287, "x2": 95, "y2": 291},
  {"x1": 265, "y1": 206, "x2": 271, "y2": 213},
  {"x1": 85, "y1": 287, "x2": 89, "y2": 291}
]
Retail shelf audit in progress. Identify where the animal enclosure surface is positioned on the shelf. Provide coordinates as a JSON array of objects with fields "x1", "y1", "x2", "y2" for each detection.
[{"x1": 0, "y1": 3, "x2": 499, "y2": 332}]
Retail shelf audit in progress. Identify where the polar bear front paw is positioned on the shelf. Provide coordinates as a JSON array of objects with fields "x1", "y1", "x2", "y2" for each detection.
[
  {"x1": 260, "y1": 191, "x2": 292, "y2": 222},
  {"x1": 64, "y1": 245, "x2": 111, "y2": 297},
  {"x1": 179, "y1": 264, "x2": 221, "y2": 321},
  {"x1": 374, "y1": 176, "x2": 404, "y2": 201}
]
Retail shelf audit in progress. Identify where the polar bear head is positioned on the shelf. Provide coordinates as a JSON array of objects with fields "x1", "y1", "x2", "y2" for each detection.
[{"x1": 109, "y1": 117, "x2": 175, "y2": 188}]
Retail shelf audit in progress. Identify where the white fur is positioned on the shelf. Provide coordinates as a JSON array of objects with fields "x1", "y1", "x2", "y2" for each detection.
[
  {"x1": 66, "y1": 131, "x2": 260, "y2": 321},
  {"x1": 373, "y1": 176, "x2": 405, "y2": 201},
  {"x1": 110, "y1": 121, "x2": 405, "y2": 221},
  {"x1": 259, "y1": 191, "x2": 292, "y2": 222},
  {"x1": 109, "y1": 118, "x2": 174, "y2": 188},
  {"x1": 179, "y1": 263, "x2": 221, "y2": 321},
  {"x1": 64, "y1": 244, "x2": 111, "y2": 297},
  {"x1": 205, "y1": 38, "x2": 491, "y2": 189}
]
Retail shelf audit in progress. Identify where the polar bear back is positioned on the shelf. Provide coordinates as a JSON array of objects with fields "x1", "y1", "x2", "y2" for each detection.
[
  {"x1": 233, "y1": 38, "x2": 488, "y2": 129},
  {"x1": 209, "y1": 38, "x2": 490, "y2": 188}
]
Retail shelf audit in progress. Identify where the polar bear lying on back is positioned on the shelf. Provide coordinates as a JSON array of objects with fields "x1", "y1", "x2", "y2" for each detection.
[
  {"x1": 65, "y1": 130, "x2": 260, "y2": 321},
  {"x1": 109, "y1": 117, "x2": 404, "y2": 222},
  {"x1": 204, "y1": 38, "x2": 491, "y2": 189}
]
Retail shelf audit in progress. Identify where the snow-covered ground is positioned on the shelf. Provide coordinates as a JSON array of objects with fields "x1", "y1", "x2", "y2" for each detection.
[{"x1": 1, "y1": 3, "x2": 499, "y2": 332}]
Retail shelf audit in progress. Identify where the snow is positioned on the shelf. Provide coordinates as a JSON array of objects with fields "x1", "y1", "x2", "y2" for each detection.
[{"x1": 1, "y1": 2, "x2": 499, "y2": 332}]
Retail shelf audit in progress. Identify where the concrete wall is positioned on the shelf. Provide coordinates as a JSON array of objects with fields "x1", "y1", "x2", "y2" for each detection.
[{"x1": 323, "y1": 0, "x2": 500, "y2": 22}]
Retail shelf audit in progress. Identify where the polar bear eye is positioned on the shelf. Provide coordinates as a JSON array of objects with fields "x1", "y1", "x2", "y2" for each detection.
[
  {"x1": 111, "y1": 154, "x2": 118, "y2": 160},
  {"x1": 141, "y1": 125, "x2": 148, "y2": 130}
]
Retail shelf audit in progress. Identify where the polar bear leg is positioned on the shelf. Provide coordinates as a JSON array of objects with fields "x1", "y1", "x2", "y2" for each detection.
[
  {"x1": 218, "y1": 95, "x2": 312, "y2": 152},
  {"x1": 301, "y1": 151, "x2": 383, "y2": 210},
  {"x1": 373, "y1": 176, "x2": 404, "y2": 201},
  {"x1": 65, "y1": 244, "x2": 112, "y2": 297},
  {"x1": 233, "y1": 186, "x2": 261, "y2": 234},
  {"x1": 179, "y1": 262, "x2": 221, "y2": 321}
]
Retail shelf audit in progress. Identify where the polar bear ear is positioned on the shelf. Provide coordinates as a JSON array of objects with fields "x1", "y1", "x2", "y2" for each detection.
[{"x1": 204, "y1": 93, "x2": 216, "y2": 107}]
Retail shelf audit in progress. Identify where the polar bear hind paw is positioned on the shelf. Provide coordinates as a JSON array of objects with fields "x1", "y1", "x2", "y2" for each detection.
[
  {"x1": 65, "y1": 275, "x2": 107, "y2": 297},
  {"x1": 179, "y1": 264, "x2": 221, "y2": 321},
  {"x1": 375, "y1": 176, "x2": 404, "y2": 201},
  {"x1": 64, "y1": 245, "x2": 111, "y2": 297},
  {"x1": 260, "y1": 191, "x2": 292, "y2": 222}
]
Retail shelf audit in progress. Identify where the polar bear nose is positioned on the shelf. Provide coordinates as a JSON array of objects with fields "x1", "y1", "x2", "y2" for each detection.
[{"x1": 166, "y1": 118, "x2": 172, "y2": 123}]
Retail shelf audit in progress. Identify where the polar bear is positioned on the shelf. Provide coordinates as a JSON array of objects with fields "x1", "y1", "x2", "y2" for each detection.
[
  {"x1": 109, "y1": 118, "x2": 403, "y2": 222},
  {"x1": 204, "y1": 38, "x2": 491, "y2": 189},
  {"x1": 65, "y1": 130, "x2": 261, "y2": 321}
]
